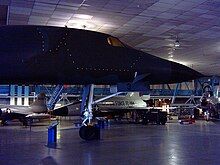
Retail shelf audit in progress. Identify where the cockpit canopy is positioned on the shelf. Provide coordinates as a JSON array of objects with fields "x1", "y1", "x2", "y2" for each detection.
[{"x1": 107, "y1": 36, "x2": 125, "y2": 47}]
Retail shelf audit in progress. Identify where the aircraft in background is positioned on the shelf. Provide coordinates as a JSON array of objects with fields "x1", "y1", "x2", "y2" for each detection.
[
  {"x1": 0, "y1": 25, "x2": 204, "y2": 140},
  {"x1": 0, "y1": 93, "x2": 50, "y2": 126},
  {"x1": 51, "y1": 92, "x2": 176, "y2": 125},
  {"x1": 51, "y1": 92, "x2": 148, "y2": 116}
]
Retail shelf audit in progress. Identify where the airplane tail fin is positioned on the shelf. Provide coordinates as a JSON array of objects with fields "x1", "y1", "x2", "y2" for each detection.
[
  {"x1": 30, "y1": 93, "x2": 48, "y2": 113},
  {"x1": 31, "y1": 93, "x2": 46, "y2": 106}
]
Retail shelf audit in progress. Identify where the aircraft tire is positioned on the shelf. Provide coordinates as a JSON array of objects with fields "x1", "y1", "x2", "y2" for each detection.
[{"x1": 79, "y1": 125, "x2": 98, "y2": 140}]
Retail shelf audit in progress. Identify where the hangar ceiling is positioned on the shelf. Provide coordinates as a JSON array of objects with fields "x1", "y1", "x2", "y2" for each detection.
[{"x1": 0, "y1": 0, "x2": 220, "y2": 76}]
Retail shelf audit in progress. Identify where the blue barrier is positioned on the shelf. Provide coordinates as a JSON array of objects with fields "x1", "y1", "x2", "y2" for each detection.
[{"x1": 48, "y1": 122, "x2": 59, "y2": 144}]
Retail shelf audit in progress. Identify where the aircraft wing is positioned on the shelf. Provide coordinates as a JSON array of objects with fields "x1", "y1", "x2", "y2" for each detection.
[
  {"x1": 0, "y1": 106, "x2": 50, "y2": 118},
  {"x1": 98, "y1": 106, "x2": 177, "y2": 111},
  {"x1": 0, "y1": 105, "x2": 31, "y2": 115},
  {"x1": 25, "y1": 113, "x2": 50, "y2": 119},
  {"x1": 144, "y1": 106, "x2": 177, "y2": 110}
]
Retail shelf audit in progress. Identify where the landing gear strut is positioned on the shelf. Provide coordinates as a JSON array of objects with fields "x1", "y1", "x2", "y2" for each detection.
[
  {"x1": 79, "y1": 84, "x2": 99, "y2": 140},
  {"x1": 79, "y1": 84, "x2": 123, "y2": 140}
]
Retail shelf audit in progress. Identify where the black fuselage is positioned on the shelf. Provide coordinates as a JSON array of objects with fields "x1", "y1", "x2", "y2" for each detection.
[{"x1": 0, "y1": 25, "x2": 202, "y2": 85}]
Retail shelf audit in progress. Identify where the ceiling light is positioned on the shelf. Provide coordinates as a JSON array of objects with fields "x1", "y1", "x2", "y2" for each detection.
[
  {"x1": 67, "y1": 21, "x2": 96, "y2": 30},
  {"x1": 178, "y1": 61, "x2": 188, "y2": 66},
  {"x1": 168, "y1": 54, "x2": 173, "y2": 58},
  {"x1": 168, "y1": 58, "x2": 174, "y2": 61},
  {"x1": 174, "y1": 40, "x2": 180, "y2": 47},
  {"x1": 82, "y1": 25, "x2": 86, "y2": 29},
  {"x1": 82, "y1": 22, "x2": 96, "y2": 29},
  {"x1": 169, "y1": 43, "x2": 174, "y2": 47},
  {"x1": 168, "y1": 52, "x2": 173, "y2": 55},
  {"x1": 73, "y1": 14, "x2": 93, "y2": 20},
  {"x1": 170, "y1": 59, "x2": 189, "y2": 66},
  {"x1": 103, "y1": 24, "x2": 116, "y2": 28}
]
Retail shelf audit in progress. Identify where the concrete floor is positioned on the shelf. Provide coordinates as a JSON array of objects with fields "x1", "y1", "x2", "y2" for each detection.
[{"x1": 0, "y1": 120, "x2": 220, "y2": 165}]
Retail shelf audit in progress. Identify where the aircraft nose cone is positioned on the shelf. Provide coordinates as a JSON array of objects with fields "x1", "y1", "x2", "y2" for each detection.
[{"x1": 170, "y1": 62, "x2": 203, "y2": 83}]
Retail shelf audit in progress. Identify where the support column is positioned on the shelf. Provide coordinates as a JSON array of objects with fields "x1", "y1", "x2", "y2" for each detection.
[
  {"x1": 10, "y1": 85, "x2": 15, "y2": 105},
  {"x1": 24, "y1": 86, "x2": 29, "y2": 106},
  {"x1": 17, "y1": 86, "x2": 22, "y2": 105},
  {"x1": 171, "y1": 83, "x2": 179, "y2": 104}
]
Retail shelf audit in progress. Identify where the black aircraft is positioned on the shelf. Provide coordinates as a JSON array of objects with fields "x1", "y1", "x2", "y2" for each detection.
[{"x1": 0, "y1": 25, "x2": 203, "y2": 140}]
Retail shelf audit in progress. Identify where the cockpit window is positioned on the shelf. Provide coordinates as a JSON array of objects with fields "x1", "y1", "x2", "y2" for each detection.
[{"x1": 107, "y1": 36, "x2": 124, "y2": 47}]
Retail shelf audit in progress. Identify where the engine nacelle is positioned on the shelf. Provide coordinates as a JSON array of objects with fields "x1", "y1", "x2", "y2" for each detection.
[{"x1": 51, "y1": 101, "x2": 81, "y2": 116}]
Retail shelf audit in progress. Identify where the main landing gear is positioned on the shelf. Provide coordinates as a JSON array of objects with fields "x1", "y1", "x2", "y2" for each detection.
[
  {"x1": 79, "y1": 84, "x2": 99, "y2": 140},
  {"x1": 79, "y1": 125, "x2": 100, "y2": 140},
  {"x1": 79, "y1": 84, "x2": 123, "y2": 140}
]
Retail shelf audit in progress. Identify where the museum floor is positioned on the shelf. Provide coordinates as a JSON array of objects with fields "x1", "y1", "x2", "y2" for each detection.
[{"x1": 0, "y1": 119, "x2": 220, "y2": 165}]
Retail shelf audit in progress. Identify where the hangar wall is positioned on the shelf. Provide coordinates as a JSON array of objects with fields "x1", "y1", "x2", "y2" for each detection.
[{"x1": 0, "y1": 76, "x2": 219, "y2": 106}]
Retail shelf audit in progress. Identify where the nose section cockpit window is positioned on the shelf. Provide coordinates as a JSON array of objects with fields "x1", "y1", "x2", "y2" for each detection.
[{"x1": 107, "y1": 36, "x2": 125, "y2": 47}]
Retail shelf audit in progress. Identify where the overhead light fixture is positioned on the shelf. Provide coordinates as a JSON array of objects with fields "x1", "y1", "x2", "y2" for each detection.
[
  {"x1": 73, "y1": 14, "x2": 93, "y2": 20},
  {"x1": 168, "y1": 51, "x2": 174, "y2": 59},
  {"x1": 170, "y1": 59, "x2": 188, "y2": 66},
  {"x1": 82, "y1": 25, "x2": 86, "y2": 29},
  {"x1": 103, "y1": 24, "x2": 116, "y2": 28},
  {"x1": 82, "y1": 22, "x2": 96, "y2": 29},
  {"x1": 168, "y1": 57, "x2": 174, "y2": 61},
  {"x1": 168, "y1": 51, "x2": 173, "y2": 55},
  {"x1": 174, "y1": 40, "x2": 180, "y2": 47},
  {"x1": 168, "y1": 54, "x2": 173, "y2": 58},
  {"x1": 67, "y1": 20, "x2": 96, "y2": 30}
]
